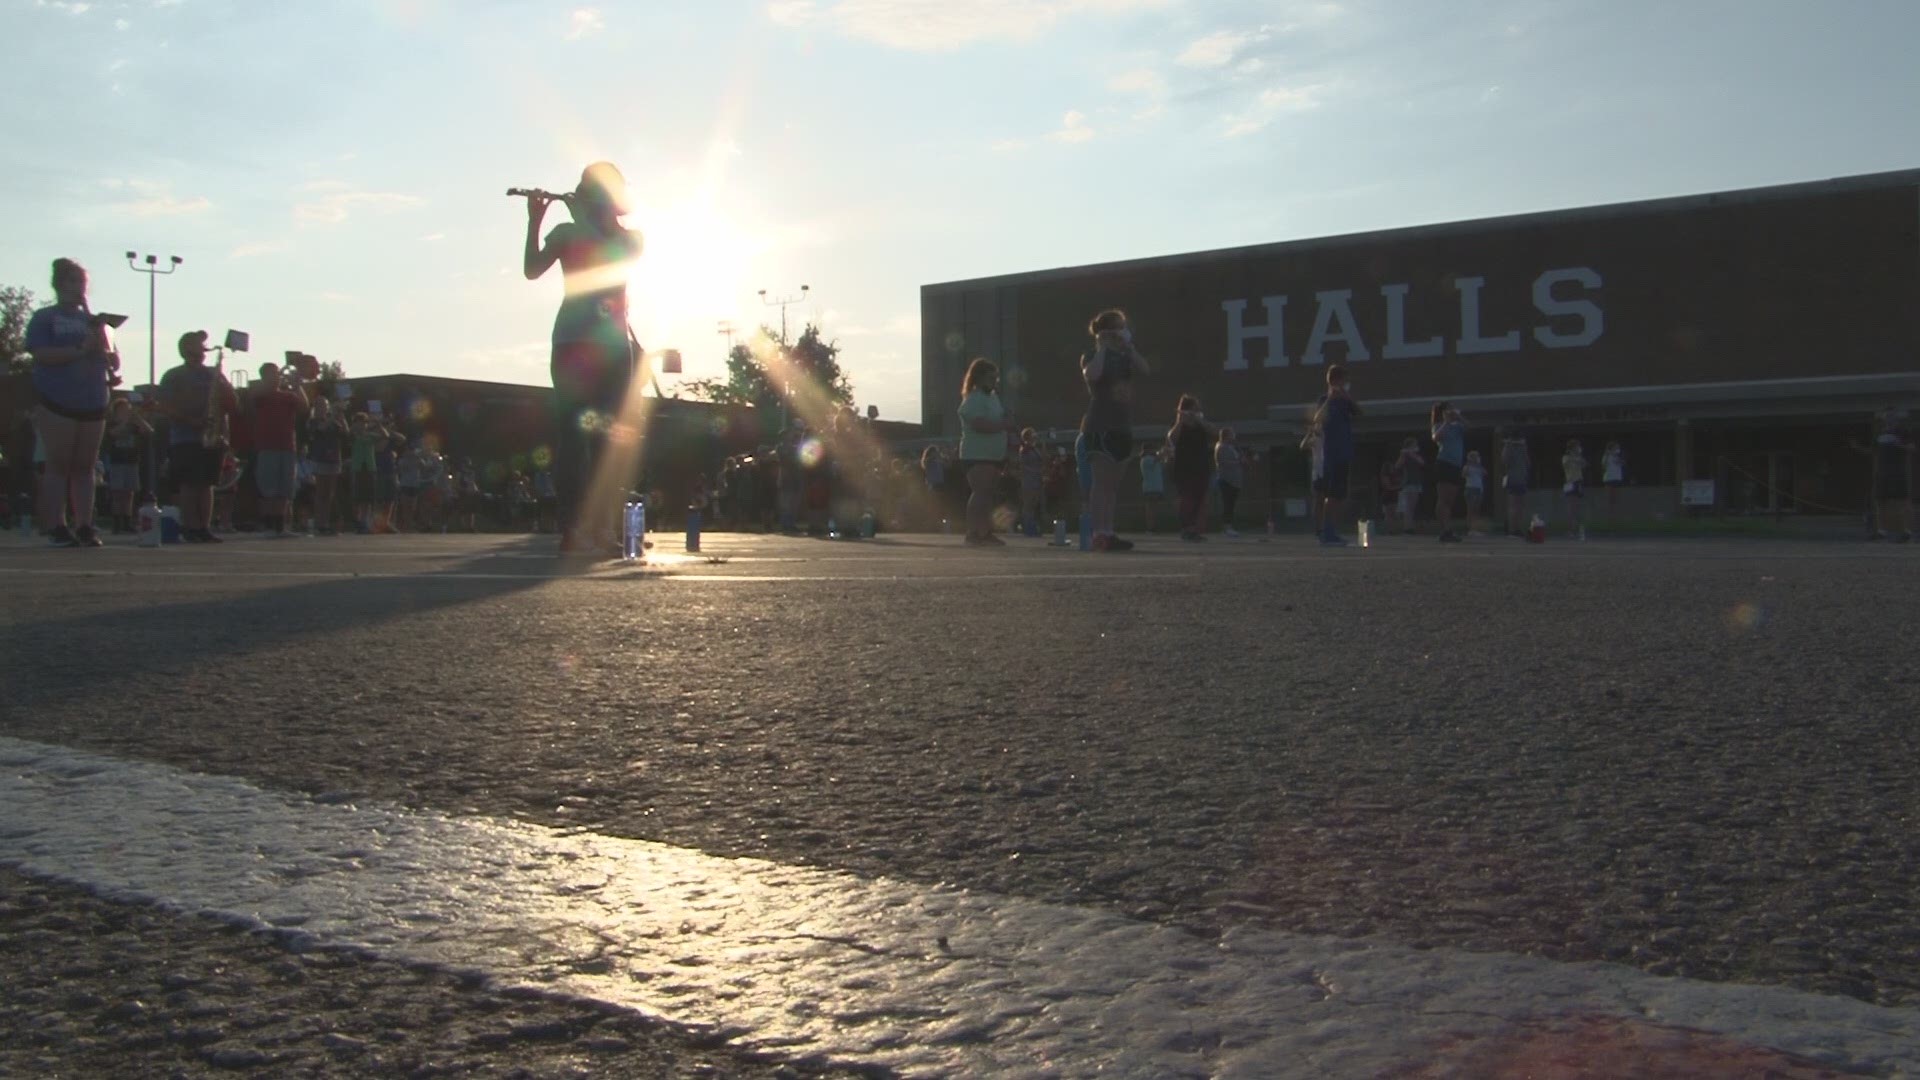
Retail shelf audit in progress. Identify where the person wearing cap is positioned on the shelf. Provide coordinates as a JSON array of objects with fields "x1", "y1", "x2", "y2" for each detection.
[
  {"x1": 158, "y1": 330, "x2": 239, "y2": 543},
  {"x1": 522, "y1": 161, "x2": 643, "y2": 554}
]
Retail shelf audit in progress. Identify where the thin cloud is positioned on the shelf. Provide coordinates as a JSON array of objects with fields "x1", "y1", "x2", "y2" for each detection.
[
  {"x1": 35, "y1": 0, "x2": 93, "y2": 13},
  {"x1": 101, "y1": 179, "x2": 211, "y2": 218},
  {"x1": 1178, "y1": 29, "x2": 1257, "y2": 68},
  {"x1": 1106, "y1": 68, "x2": 1165, "y2": 96},
  {"x1": 565, "y1": 7, "x2": 604, "y2": 39},
  {"x1": 228, "y1": 242, "x2": 285, "y2": 260},
  {"x1": 768, "y1": 0, "x2": 1170, "y2": 52},
  {"x1": 1220, "y1": 82, "x2": 1326, "y2": 137},
  {"x1": 1049, "y1": 109, "x2": 1095, "y2": 143},
  {"x1": 293, "y1": 184, "x2": 425, "y2": 225}
]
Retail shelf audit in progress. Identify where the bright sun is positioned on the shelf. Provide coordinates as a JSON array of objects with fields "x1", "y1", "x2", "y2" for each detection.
[{"x1": 627, "y1": 197, "x2": 763, "y2": 369}]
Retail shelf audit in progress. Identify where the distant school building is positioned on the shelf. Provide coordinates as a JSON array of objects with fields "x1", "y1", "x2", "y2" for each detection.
[{"x1": 919, "y1": 169, "x2": 1920, "y2": 521}]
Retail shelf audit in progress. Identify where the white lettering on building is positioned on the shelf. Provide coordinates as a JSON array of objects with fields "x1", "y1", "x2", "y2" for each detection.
[
  {"x1": 1381, "y1": 283, "x2": 1444, "y2": 360},
  {"x1": 1221, "y1": 267, "x2": 1603, "y2": 371},
  {"x1": 1454, "y1": 276, "x2": 1522, "y2": 355},
  {"x1": 1301, "y1": 289, "x2": 1371, "y2": 366},
  {"x1": 1220, "y1": 297, "x2": 1289, "y2": 371},
  {"x1": 1531, "y1": 267, "x2": 1604, "y2": 348}
]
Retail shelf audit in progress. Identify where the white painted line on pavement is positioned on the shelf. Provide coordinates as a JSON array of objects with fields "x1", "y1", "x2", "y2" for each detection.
[
  {"x1": 0, "y1": 566, "x2": 1202, "y2": 584},
  {"x1": 0, "y1": 737, "x2": 1912, "y2": 1078}
]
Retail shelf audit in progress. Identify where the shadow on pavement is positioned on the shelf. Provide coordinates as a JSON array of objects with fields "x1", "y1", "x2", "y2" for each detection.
[{"x1": 0, "y1": 536, "x2": 602, "y2": 718}]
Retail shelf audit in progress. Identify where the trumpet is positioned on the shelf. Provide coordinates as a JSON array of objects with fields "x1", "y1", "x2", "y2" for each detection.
[{"x1": 506, "y1": 187, "x2": 574, "y2": 202}]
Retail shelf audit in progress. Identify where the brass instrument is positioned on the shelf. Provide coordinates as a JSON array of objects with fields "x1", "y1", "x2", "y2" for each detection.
[{"x1": 202, "y1": 346, "x2": 231, "y2": 450}]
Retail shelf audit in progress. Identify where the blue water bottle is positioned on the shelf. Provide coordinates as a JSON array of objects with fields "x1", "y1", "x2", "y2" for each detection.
[
  {"x1": 1078, "y1": 510, "x2": 1092, "y2": 551},
  {"x1": 685, "y1": 506, "x2": 702, "y2": 553}
]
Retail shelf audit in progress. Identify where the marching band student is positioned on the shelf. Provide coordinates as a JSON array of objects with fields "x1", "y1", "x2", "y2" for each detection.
[
  {"x1": 248, "y1": 361, "x2": 309, "y2": 537},
  {"x1": 956, "y1": 358, "x2": 1015, "y2": 546},
  {"x1": 1562, "y1": 438, "x2": 1589, "y2": 537},
  {"x1": 26, "y1": 258, "x2": 120, "y2": 547},
  {"x1": 1080, "y1": 309, "x2": 1149, "y2": 552},
  {"x1": 1214, "y1": 426, "x2": 1245, "y2": 537},
  {"x1": 1430, "y1": 402, "x2": 1467, "y2": 543},
  {"x1": 102, "y1": 398, "x2": 152, "y2": 534},
  {"x1": 1601, "y1": 440, "x2": 1627, "y2": 518},
  {"x1": 1501, "y1": 432, "x2": 1531, "y2": 537},
  {"x1": 522, "y1": 162, "x2": 643, "y2": 554},
  {"x1": 1314, "y1": 364, "x2": 1358, "y2": 546},
  {"x1": 1395, "y1": 436, "x2": 1426, "y2": 535},
  {"x1": 159, "y1": 330, "x2": 239, "y2": 544},
  {"x1": 1167, "y1": 395, "x2": 1213, "y2": 541},
  {"x1": 1462, "y1": 450, "x2": 1489, "y2": 537},
  {"x1": 1302, "y1": 415, "x2": 1326, "y2": 538}
]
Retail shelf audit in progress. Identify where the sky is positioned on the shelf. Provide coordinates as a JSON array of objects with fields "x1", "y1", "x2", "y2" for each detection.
[{"x1": 5, "y1": 0, "x2": 1919, "y2": 423}]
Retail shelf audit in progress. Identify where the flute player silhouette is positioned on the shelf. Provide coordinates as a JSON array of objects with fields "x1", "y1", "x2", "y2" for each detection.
[{"x1": 518, "y1": 162, "x2": 642, "y2": 554}]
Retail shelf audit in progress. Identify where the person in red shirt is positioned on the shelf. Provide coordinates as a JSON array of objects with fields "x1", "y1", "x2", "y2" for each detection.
[{"x1": 248, "y1": 362, "x2": 309, "y2": 537}]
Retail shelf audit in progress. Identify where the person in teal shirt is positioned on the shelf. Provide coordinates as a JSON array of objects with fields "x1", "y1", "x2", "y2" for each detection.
[
  {"x1": 956, "y1": 359, "x2": 1015, "y2": 546},
  {"x1": 522, "y1": 162, "x2": 643, "y2": 553}
]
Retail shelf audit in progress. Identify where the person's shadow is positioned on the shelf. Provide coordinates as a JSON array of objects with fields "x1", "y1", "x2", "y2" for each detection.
[{"x1": 0, "y1": 536, "x2": 616, "y2": 721}]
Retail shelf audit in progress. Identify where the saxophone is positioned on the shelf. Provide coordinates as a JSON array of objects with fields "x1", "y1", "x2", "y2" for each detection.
[{"x1": 202, "y1": 347, "x2": 231, "y2": 450}]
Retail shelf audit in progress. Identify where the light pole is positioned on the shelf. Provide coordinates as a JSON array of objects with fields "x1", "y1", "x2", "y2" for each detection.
[
  {"x1": 126, "y1": 252, "x2": 182, "y2": 500},
  {"x1": 125, "y1": 252, "x2": 183, "y2": 389},
  {"x1": 756, "y1": 287, "x2": 808, "y2": 431},
  {"x1": 757, "y1": 285, "x2": 809, "y2": 345},
  {"x1": 716, "y1": 319, "x2": 736, "y2": 352}
]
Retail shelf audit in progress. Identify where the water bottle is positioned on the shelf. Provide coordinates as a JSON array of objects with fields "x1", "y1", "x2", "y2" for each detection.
[
  {"x1": 1078, "y1": 510, "x2": 1092, "y2": 551},
  {"x1": 685, "y1": 507, "x2": 702, "y2": 553},
  {"x1": 941, "y1": 517, "x2": 950, "y2": 535},
  {"x1": 16, "y1": 512, "x2": 30, "y2": 539},
  {"x1": 860, "y1": 511, "x2": 876, "y2": 539},
  {"x1": 1052, "y1": 517, "x2": 1068, "y2": 546},
  {"x1": 828, "y1": 516, "x2": 839, "y2": 539}
]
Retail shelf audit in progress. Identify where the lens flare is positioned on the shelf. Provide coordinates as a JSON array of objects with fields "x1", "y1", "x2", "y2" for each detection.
[
  {"x1": 532, "y1": 445, "x2": 553, "y2": 469},
  {"x1": 1727, "y1": 602, "x2": 1768, "y2": 632},
  {"x1": 797, "y1": 437, "x2": 825, "y2": 469},
  {"x1": 577, "y1": 409, "x2": 606, "y2": 434},
  {"x1": 409, "y1": 397, "x2": 433, "y2": 421},
  {"x1": 484, "y1": 462, "x2": 507, "y2": 485}
]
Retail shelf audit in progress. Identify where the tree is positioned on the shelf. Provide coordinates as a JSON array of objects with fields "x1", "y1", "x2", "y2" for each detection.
[
  {"x1": 683, "y1": 323, "x2": 854, "y2": 414},
  {"x1": 1, "y1": 285, "x2": 35, "y2": 375}
]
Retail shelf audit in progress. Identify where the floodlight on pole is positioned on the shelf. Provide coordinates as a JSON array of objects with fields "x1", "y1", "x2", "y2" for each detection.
[{"x1": 126, "y1": 251, "x2": 184, "y2": 498}]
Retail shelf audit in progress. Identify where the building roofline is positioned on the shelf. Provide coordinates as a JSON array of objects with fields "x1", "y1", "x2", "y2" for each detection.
[{"x1": 922, "y1": 168, "x2": 1920, "y2": 294}]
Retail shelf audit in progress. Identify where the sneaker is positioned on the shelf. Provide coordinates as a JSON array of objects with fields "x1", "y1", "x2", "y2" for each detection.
[
  {"x1": 74, "y1": 524, "x2": 104, "y2": 548},
  {"x1": 1439, "y1": 531, "x2": 1462, "y2": 543},
  {"x1": 199, "y1": 529, "x2": 225, "y2": 544},
  {"x1": 1106, "y1": 535, "x2": 1135, "y2": 551},
  {"x1": 1224, "y1": 527, "x2": 1240, "y2": 538},
  {"x1": 983, "y1": 534, "x2": 1007, "y2": 547},
  {"x1": 47, "y1": 524, "x2": 80, "y2": 548},
  {"x1": 1319, "y1": 529, "x2": 1347, "y2": 547}
]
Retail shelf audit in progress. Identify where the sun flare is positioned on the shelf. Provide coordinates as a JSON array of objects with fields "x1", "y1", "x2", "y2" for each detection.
[{"x1": 627, "y1": 195, "x2": 765, "y2": 368}]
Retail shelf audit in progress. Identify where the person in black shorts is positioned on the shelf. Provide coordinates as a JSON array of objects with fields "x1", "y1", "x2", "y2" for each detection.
[{"x1": 1079, "y1": 309, "x2": 1150, "y2": 551}]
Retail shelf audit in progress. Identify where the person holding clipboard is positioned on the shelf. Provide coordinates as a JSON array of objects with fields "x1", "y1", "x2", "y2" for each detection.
[{"x1": 24, "y1": 258, "x2": 124, "y2": 547}]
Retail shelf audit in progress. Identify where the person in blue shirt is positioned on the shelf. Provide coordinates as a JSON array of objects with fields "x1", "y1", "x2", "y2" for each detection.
[
  {"x1": 1313, "y1": 364, "x2": 1359, "y2": 546},
  {"x1": 1430, "y1": 401, "x2": 1468, "y2": 543},
  {"x1": 25, "y1": 258, "x2": 121, "y2": 547},
  {"x1": 522, "y1": 162, "x2": 643, "y2": 554}
]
